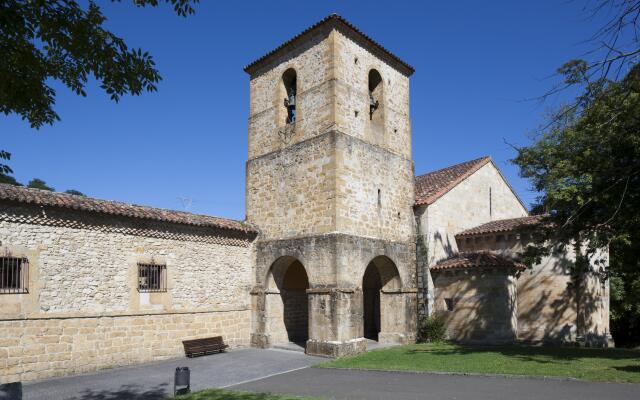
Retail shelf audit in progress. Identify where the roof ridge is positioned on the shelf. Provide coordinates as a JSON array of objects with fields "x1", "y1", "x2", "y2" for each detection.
[
  {"x1": 432, "y1": 250, "x2": 526, "y2": 271},
  {"x1": 455, "y1": 215, "x2": 545, "y2": 237},
  {"x1": 414, "y1": 156, "x2": 492, "y2": 206},
  {"x1": 415, "y1": 156, "x2": 491, "y2": 180},
  {"x1": 0, "y1": 183, "x2": 222, "y2": 220},
  {"x1": 244, "y1": 14, "x2": 414, "y2": 76}
]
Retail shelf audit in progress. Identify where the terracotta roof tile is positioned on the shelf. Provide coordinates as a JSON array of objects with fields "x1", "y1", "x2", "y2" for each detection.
[
  {"x1": 456, "y1": 215, "x2": 545, "y2": 237},
  {"x1": 0, "y1": 183, "x2": 256, "y2": 234},
  {"x1": 244, "y1": 14, "x2": 414, "y2": 76},
  {"x1": 431, "y1": 252, "x2": 526, "y2": 272},
  {"x1": 414, "y1": 156, "x2": 491, "y2": 206}
]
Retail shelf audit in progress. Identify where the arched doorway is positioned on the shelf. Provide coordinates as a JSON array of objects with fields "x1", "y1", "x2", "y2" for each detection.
[
  {"x1": 265, "y1": 257, "x2": 309, "y2": 345},
  {"x1": 362, "y1": 256, "x2": 401, "y2": 341}
]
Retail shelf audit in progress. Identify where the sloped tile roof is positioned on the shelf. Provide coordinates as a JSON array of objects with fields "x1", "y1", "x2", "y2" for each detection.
[
  {"x1": 455, "y1": 215, "x2": 544, "y2": 238},
  {"x1": 0, "y1": 183, "x2": 256, "y2": 233},
  {"x1": 431, "y1": 251, "x2": 526, "y2": 272},
  {"x1": 414, "y1": 156, "x2": 492, "y2": 206},
  {"x1": 244, "y1": 14, "x2": 414, "y2": 76}
]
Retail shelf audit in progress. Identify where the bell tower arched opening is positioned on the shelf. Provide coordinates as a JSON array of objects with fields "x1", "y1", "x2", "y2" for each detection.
[
  {"x1": 367, "y1": 69, "x2": 385, "y2": 144},
  {"x1": 279, "y1": 68, "x2": 297, "y2": 125}
]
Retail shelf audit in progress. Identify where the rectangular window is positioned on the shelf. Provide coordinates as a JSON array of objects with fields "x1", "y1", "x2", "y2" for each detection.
[
  {"x1": 0, "y1": 256, "x2": 29, "y2": 294},
  {"x1": 138, "y1": 263, "x2": 167, "y2": 293},
  {"x1": 444, "y1": 298, "x2": 455, "y2": 311}
]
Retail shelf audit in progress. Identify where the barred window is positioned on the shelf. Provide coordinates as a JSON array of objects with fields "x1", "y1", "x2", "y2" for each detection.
[
  {"x1": 0, "y1": 256, "x2": 29, "y2": 294},
  {"x1": 138, "y1": 263, "x2": 167, "y2": 293}
]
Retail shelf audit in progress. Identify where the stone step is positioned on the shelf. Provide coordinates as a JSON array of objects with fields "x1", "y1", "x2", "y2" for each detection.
[{"x1": 271, "y1": 342, "x2": 306, "y2": 353}]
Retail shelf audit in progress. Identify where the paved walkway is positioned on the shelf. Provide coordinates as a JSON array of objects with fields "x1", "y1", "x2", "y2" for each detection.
[
  {"x1": 22, "y1": 348, "x2": 322, "y2": 400},
  {"x1": 18, "y1": 347, "x2": 640, "y2": 400}
]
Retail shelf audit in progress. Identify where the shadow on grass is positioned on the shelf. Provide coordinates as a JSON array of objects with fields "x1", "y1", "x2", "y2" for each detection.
[
  {"x1": 406, "y1": 344, "x2": 640, "y2": 364},
  {"x1": 614, "y1": 365, "x2": 640, "y2": 373}
]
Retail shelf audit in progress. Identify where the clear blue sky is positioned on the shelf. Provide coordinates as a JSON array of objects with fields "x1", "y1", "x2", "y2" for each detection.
[{"x1": 2, "y1": 1, "x2": 605, "y2": 220}]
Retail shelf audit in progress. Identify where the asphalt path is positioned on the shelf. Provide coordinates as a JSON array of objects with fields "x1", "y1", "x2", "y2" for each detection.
[
  {"x1": 231, "y1": 367, "x2": 640, "y2": 400},
  {"x1": 20, "y1": 348, "x2": 322, "y2": 400}
]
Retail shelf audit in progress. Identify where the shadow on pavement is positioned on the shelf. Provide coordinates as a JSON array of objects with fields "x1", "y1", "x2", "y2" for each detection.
[
  {"x1": 71, "y1": 384, "x2": 169, "y2": 400},
  {"x1": 0, "y1": 382, "x2": 22, "y2": 400}
]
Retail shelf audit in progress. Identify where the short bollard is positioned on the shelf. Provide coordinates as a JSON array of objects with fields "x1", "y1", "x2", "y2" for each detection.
[{"x1": 174, "y1": 367, "x2": 190, "y2": 396}]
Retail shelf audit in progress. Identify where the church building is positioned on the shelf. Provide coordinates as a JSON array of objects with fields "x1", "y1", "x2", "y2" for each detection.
[{"x1": 0, "y1": 14, "x2": 610, "y2": 383}]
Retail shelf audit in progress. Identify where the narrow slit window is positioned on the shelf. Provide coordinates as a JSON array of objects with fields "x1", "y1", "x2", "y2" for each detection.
[
  {"x1": 0, "y1": 256, "x2": 29, "y2": 294},
  {"x1": 138, "y1": 263, "x2": 167, "y2": 293}
]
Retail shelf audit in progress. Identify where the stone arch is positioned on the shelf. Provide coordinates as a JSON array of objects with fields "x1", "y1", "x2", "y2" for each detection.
[
  {"x1": 362, "y1": 256, "x2": 401, "y2": 341},
  {"x1": 264, "y1": 256, "x2": 309, "y2": 345},
  {"x1": 278, "y1": 68, "x2": 297, "y2": 125}
]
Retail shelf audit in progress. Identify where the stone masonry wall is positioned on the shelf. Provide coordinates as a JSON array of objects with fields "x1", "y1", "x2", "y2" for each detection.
[
  {"x1": 246, "y1": 132, "x2": 337, "y2": 240},
  {"x1": 247, "y1": 28, "x2": 335, "y2": 161},
  {"x1": 335, "y1": 133, "x2": 414, "y2": 243},
  {"x1": 415, "y1": 162, "x2": 528, "y2": 316},
  {"x1": 247, "y1": 27, "x2": 415, "y2": 244},
  {"x1": 334, "y1": 29, "x2": 412, "y2": 159},
  {"x1": 461, "y1": 234, "x2": 610, "y2": 344},
  {"x1": 432, "y1": 268, "x2": 518, "y2": 343},
  {"x1": 281, "y1": 289, "x2": 308, "y2": 342},
  {"x1": 1, "y1": 310, "x2": 250, "y2": 383},
  {"x1": 0, "y1": 204, "x2": 255, "y2": 382}
]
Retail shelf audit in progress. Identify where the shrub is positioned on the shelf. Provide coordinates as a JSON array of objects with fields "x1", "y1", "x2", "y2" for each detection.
[{"x1": 418, "y1": 313, "x2": 448, "y2": 343}]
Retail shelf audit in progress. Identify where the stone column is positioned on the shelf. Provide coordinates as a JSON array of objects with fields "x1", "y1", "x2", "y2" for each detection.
[
  {"x1": 250, "y1": 288, "x2": 269, "y2": 348},
  {"x1": 379, "y1": 288, "x2": 418, "y2": 344},
  {"x1": 305, "y1": 288, "x2": 367, "y2": 357}
]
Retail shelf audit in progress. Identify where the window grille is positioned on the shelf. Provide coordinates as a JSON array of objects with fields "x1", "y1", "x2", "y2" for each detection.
[
  {"x1": 138, "y1": 263, "x2": 167, "y2": 293},
  {"x1": 0, "y1": 256, "x2": 29, "y2": 294}
]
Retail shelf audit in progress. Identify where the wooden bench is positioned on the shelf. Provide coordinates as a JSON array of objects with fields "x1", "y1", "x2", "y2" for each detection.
[{"x1": 182, "y1": 336, "x2": 228, "y2": 358}]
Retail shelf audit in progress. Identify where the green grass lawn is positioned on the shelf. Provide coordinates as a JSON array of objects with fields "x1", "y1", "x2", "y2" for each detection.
[
  {"x1": 174, "y1": 388, "x2": 320, "y2": 400},
  {"x1": 318, "y1": 342, "x2": 640, "y2": 384}
]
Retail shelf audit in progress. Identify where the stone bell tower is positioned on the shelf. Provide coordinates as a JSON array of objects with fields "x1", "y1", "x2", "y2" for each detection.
[{"x1": 245, "y1": 14, "x2": 417, "y2": 357}]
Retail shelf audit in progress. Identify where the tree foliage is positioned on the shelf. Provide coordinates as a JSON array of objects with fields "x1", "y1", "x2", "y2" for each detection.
[
  {"x1": 1, "y1": 0, "x2": 198, "y2": 129},
  {"x1": 515, "y1": 63, "x2": 640, "y2": 251},
  {"x1": 512, "y1": 1, "x2": 640, "y2": 345},
  {"x1": 0, "y1": 0, "x2": 198, "y2": 178},
  {"x1": 545, "y1": 0, "x2": 640, "y2": 105},
  {"x1": 0, "y1": 171, "x2": 21, "y2": 186},
  {"x1": 0, "y1": 174, "x2": 85, "y2": 197},
  {"x1": 0, "y1": 150, "x2": 13, "y2": 176},
  {"x1": 26, "y1": 178, "x2": 55, "y2": 191},
  {"x1": 513, "y1": 63, "x2": 640, "y2": 344}
]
